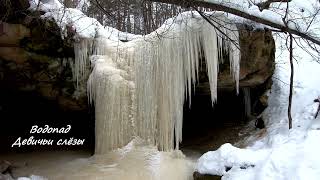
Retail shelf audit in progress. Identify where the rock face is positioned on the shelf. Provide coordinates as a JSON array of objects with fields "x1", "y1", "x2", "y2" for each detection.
[
  {"x1": 238, "y1": 26, "x2": 275, "y2": 87},
  {"x1": 0, "y1": 2, "x2": 275, "y2": 112},
  {"x1": 0, "y1": 7, "x2": 84, "y2": 111},
  {"x1": 197, "y1": 25, "x2": 275, "y2": 94}
]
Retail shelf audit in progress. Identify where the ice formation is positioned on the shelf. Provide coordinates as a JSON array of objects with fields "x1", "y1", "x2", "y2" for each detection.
[
  {"x1": 87, "y1": 55, "x2": 135, "y2": 154},
  {"x1": 85, "y1": 12, "x2": 241, "y2": 154}
]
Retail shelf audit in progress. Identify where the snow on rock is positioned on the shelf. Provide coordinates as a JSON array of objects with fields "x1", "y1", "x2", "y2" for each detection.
[
  {"x1": 29, "y1": 0, "x2": 63, "y2": 11},
  {"x1": 17, "y1": 175, "x2": 47, "y2": 180},
  {"x1": 196, "y1": 143, "x2": 270, "y2": 176},
  {"x1": 204, "y1": 0, "x2": 282, "y2": 26},
  {"x1": 28, "y1": 0, "x2": 140, "y2": 41},
  {"x1": 197, "y1": 129, "x2": 320, "y2": 180}
]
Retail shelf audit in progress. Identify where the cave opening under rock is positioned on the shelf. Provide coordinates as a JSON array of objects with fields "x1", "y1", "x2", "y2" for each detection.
[
  {"x1": 0, "y1": 79, "x2": 269, "y2": 158},
  {"x1": 180, "y1": 85, "x2": 261, "y2": 154},
  {"x1": 0, "y1": 84, "x2": 267, "y2": 155}
]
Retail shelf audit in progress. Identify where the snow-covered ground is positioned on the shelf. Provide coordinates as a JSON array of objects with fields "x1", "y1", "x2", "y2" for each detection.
[{"x1": 196, "y1": 33, "x2": 320, "y2": 180}]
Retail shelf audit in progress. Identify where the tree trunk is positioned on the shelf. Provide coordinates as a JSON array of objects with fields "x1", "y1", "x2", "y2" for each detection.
[{"x1": 288, "y1": 33, "x2": 294, "y2": 129}]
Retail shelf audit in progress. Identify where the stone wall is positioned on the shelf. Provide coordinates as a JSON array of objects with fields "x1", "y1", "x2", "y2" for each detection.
[
  {"x1": 196, "y1": 25, "x2": 275, "y2": 95},
  {"x1": 0, "y1": 10, "x2": 85, "y2": 111}
]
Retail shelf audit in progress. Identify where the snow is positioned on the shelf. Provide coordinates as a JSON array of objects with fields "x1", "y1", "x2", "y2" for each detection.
[
  {"x1": 195, "y1": 3, "x2": 320, "y2": 180},
  {"x1": 203, "y1": 0, "x2": 320, "y2": 37},
  {"x1": 187, "y1": 1, "x2": 320, "y2": 179},
  {"x1": 28, "y1": 0, "x2": 140, "y2": 41},
  {"x1": 197, "y1": 143, "x2": 270, "y2": 176},
  {"x1": 196, "y1": 29, "x2": 320, "y2": 180},
  {"x1": 29, "y1": 0, "x2": 63, "y2": 11},
  {"x1": 29, "y1": 0, "x2": 318, "y2": 42},
  {"x1": 28, "y1": 0, "x2": 320, "y2": 43},
  {"x1": 17, "y1": 175, "x2": 47, "y2": 180},
  {"x1": 197, "y1": 130, "x2": 320, "y2": 179}
]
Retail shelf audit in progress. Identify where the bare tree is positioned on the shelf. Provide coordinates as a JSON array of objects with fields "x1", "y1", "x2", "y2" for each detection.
[
  {"x1": 86, "y1": 0, "x2": 186, "y2": 34},
  {"x1": 314, "y1": 97, "x2": 320, "y2": 119}
]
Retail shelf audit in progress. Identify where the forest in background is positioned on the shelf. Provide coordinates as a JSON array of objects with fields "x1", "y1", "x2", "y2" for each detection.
[{"x1": 62, "y1": 0, "x2": 211, "y2": 34}]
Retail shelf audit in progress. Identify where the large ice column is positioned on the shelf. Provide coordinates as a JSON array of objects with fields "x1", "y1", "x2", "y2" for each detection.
[{"x1": 87, "y1": 55, "x2": 135, "y2": 154}]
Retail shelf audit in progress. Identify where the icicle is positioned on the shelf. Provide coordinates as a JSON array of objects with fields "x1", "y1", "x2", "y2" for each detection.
[
  {"x1": 74, "y1": 38, "x2": 92, "y2": 86},
  {"x1": 73, "y1": 37, "x2": 110, "y2": 87},
  {"x1": 202, "y1": 21, "x2": 219, "y2": 105},
  {"x1": 226, "y1": 24, "x2": 240, "y2": 94}
]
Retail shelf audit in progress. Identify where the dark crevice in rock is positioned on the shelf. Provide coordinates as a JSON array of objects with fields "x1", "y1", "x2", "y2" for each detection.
[
  {"x1": 193, "y1": 171, "x2": 221, "y2": 180},
  {"x1": 0, "y1": 0, "x2": 30, "y2": 24},
  {"x1": 20, "y1": 17, "x2": 74, "y2": 58}
]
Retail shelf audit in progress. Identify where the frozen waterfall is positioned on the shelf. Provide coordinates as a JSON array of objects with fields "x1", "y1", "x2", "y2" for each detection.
[{"x1": 81, "y1": 12, "x2": 240, "y2": 154}]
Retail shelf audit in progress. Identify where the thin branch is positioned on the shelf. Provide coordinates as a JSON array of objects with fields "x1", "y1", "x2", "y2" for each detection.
[
  {"x1": 314, "y1": 98, "x2": 320, "y2": 119},
  {"x1": 193, "y1": 8, "x2": 240, "y2": 50},
  {"x1": 256, "y1": 0, "x2": 292, "y2": 11}
]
